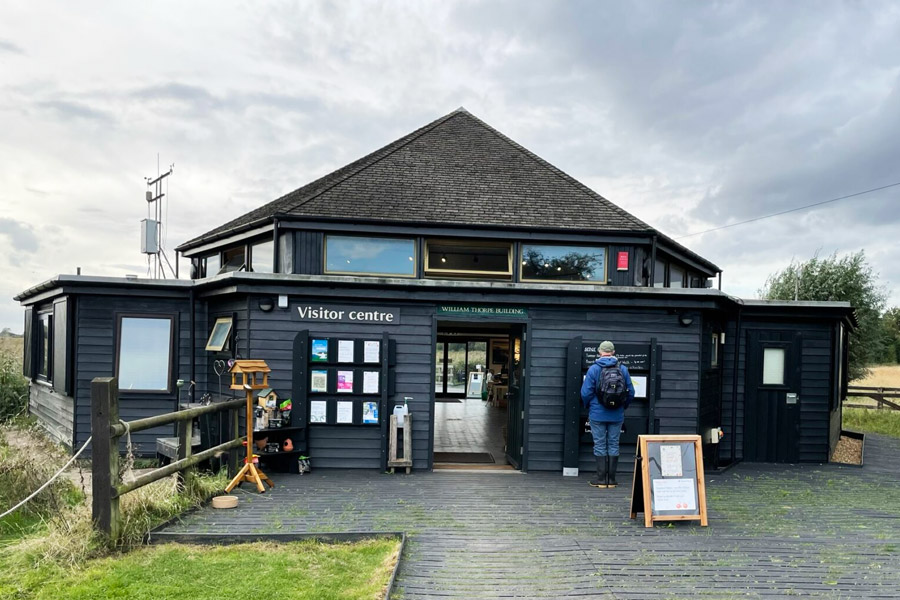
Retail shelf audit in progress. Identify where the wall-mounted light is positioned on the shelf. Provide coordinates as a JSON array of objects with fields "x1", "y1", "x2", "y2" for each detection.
[
  {"x1": 258, "y1": 297, "x2": 274, "y2": 312},
  {"x1": 679, "y1": 314, "x2": 694, "y2": 327},
  {"x1": 441, "y1": 254, "x2": 447, "y2": 263}
]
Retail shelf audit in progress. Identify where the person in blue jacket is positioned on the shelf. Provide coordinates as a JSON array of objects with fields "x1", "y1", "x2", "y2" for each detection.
[{"x1": 580, "y1": 340, "x2": 635, "y2": 488}]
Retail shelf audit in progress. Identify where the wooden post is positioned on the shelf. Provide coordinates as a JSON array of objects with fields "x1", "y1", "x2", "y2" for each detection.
[
  {"x1": 228, "y1": 406, "x2": 240, "y2": 478},
  {"x1": 176, "y1": 417, "x2": 193, "y2": 492},
  {"x1": 91, "y1": 377, "x2": 121, "y2": 540}
]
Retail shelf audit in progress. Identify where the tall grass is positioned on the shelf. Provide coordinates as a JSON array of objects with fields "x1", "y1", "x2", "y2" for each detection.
[
  {"x1": 0, "y1": 346, "x2": 29, "y2": 422},
  {"x1": 0, "y1": 422, "x2": 227, "y2": 575},
  {"x1": 843, "y1": 407, "x2": 900, "y2": 439}
]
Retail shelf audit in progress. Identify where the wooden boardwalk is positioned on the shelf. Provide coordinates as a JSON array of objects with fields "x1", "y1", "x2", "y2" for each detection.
[{"x1": 156, "y1": 435, "x2": 900, "y2": 598}]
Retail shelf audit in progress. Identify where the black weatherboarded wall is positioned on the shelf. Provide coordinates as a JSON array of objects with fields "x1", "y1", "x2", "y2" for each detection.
[
  {"x1": 527, "y1": 305, "x2": 701, "y2": 472},
  {"x1": 73, "y1": 295, "x2": 192, "y2": 456},
  {"x1": 719, "y1": 318, "x2": 835, "y2": 463},
  {"x1": 245, "y1": 297, "x2": 434, "y2": 470}
]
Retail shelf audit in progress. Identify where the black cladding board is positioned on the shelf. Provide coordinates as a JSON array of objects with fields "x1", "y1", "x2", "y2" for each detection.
[{"x1": 582, "y1": 342, "x2": 651, "y2": 370}]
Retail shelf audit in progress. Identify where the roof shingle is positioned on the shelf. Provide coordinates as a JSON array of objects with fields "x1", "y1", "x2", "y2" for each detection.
[{"x1": 177, "y1": 108, "x2": 655, "y2": 251}]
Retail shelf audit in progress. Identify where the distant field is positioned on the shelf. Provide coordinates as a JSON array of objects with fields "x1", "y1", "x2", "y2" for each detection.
[
  {"x1": 0, "y1": 337, "x2": 23, "y2": 360},
  {"x1": 851, "y1": 364, "x2": 900, "y2": 389}
]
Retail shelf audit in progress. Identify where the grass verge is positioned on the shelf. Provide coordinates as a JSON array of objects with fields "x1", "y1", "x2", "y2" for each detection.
[
  {"x1": 843, "y1": 407, "x2": 900, "y2": 438},
  {"x1": 1, "y1": 539, "x2": 400, "y2": 600}
]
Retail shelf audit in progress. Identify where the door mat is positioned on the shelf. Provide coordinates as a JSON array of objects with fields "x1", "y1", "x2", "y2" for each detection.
[
  {"x1": 434, "y1": 452, "x2": 495, "y2": 464},
  {"x1": 435, "y1": 398, "x2": 463, "y2": 403}
]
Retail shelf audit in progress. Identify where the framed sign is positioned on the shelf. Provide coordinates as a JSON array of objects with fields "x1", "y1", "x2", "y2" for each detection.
[{"x1": 630, "y1": 434, "x2": 708, "y2": 527}]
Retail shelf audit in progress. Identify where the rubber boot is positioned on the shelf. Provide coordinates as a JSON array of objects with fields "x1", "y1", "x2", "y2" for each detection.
[
  {"x1": 607, "y1": 456, "x2": 619, "y2": 488},
  {"x1": 589, "y1": 455, "x2": 607, "y2": 488}
]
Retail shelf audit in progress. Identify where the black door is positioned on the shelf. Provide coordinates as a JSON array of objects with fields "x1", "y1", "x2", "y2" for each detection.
[
  {"x1": 505, "y1": 327, "x2": 525, "y2": 468},
  {"x1": 744, "y1": 330, "x2": 802, "y2": 463}
]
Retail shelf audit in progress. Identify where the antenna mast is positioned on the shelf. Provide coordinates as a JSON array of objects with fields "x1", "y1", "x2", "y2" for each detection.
[{"x1": 142, "y1": 162, "x2": 176, "y2": 279}]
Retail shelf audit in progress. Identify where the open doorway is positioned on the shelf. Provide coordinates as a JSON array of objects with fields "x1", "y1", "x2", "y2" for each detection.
[{"x1": 433, "y1": 321, "x2": 525, "y2": 469}]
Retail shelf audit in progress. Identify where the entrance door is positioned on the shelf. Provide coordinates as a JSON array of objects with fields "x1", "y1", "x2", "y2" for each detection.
[
  {"x1": 744, "y1": 330, "x2": 802, "y2": 463},
  {"x1": 505, "y1": 327, "x2": 525, "y2": 468}
]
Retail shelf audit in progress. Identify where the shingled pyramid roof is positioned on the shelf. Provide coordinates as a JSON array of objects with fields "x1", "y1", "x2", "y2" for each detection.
[{"x1": 179, "y1": 108, "x2": 656, "y2": 251}]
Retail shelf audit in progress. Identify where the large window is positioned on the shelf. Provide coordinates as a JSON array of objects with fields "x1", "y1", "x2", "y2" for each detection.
[
  {"x1": 202, "y1": 253, "x2": 220, "y2": 278},
  {"x1": 250, "y1": 240, "x2": 274, "y2": 273},
  {"x1": 220, "y1": 247, "x2": 246, "y2": 274},
  {"x1": 669, "y1": 264, "x2": 685, "y2": 288},
  {"x1": 325, "y1": 235, "x2": 416, "y2": 277},
  {"x1": 425, "y1": 240, "x2": 512, "y2": 277},
  {"x1": 520, "y1": 244, "x2": 606, "y2": 283},
  {"x1": 653, "y1": 259, "x2": 666, "y2": 287},
  {"x1": 37, "y1": 312, "x2": 52, "y2": 380},
  {"x1": 117, "y1": 315, "x2": 174, "y2": 392}
]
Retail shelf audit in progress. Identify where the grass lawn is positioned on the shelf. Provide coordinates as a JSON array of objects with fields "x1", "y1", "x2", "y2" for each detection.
[
  {"x1": 843, "y1": 407, "x2": 900, "y2": 439},
  {"x1": 1, "y1": 539, "x2": 400, "y2": 600}
]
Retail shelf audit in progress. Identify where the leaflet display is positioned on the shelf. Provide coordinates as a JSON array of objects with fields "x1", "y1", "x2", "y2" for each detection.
[{"x1": 302, "y1": 335, "x2": 391, "y2": 427}]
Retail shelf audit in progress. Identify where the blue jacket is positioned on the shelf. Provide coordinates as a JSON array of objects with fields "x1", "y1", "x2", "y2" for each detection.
[{"x1": 581, "y1": 356, "x2": 635, "y2": 422}]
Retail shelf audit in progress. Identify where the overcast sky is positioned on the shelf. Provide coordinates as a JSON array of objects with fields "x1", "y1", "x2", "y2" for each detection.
[{"x1": 1, "y1": 1, "x2": 899, "y2": 332}]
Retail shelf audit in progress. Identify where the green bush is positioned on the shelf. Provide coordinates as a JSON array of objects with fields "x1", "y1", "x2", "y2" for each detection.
[{"x1": 0, "y1": 351, "x2": 29, "y2": 422}]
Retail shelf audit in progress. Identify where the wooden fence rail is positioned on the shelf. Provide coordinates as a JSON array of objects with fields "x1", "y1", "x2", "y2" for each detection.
[
  {"x1": 844, "y1": 386, "x2": 900, "y2": 411},
  {"x1": 91, "y1": 377, "x2": 245, "y2": 540}
]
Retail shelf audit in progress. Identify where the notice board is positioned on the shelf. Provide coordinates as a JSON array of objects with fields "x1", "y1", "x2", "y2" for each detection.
[{"x1": 630, "y1": 434, "x2": 708, "y2": 527}]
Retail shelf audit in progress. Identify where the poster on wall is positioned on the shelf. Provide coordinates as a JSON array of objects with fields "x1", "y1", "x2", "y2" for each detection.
[
  {"x1": 310, "y1": 370, "x2": 328, "y2": 393},
  {"x1": 338, "y1": 340, "x2": 355, "y2": 363},
  {"x1": 311, "y1": 339, "x2": 329, "y2": 362},
  {"x1": 363, "y1": 371, "x2": 380, "y2": 394},
  {"x1": 336, "y1": 401, "x2": 353, "y2": 424},
  {"x1": 337, "y1": 370, "x2": 354, "y2": 393},
  {"x1": 362, "y1": 401, "x2": 379, "y2": 424},
  {"x1": 631, "y1": 375, "x2": 647, "y2": 399},
  {"x1": 364, "y1": 340, "x2": 380, "y2": 363},
  {"x1": 309, "y1": 400, "x2": 327, "y2": 423}
]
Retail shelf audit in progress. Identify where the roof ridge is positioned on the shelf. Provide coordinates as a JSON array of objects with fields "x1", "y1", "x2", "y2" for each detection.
[
  {"x1": 460, "y1": 111, "x2": 653, "y2": 232},
  {"x1": 280, "y1": 109, "x2": 465, "y2": 215}
]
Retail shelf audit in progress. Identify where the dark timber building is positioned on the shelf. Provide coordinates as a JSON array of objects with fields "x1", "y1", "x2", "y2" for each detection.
[{"x1": 16, "y1": 109, "x2": 855, "y2": 475}]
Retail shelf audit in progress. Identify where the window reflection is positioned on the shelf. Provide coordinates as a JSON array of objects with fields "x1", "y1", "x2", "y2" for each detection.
[
  {"x1": 118, "y1": 316, "x2": 173, "y2": 392},
  {"x1": 521, "y1": 245, "x2": 605, "y2": 282},
  {"x1": 426, "y1": 241, "x2": 511, "y2": 275},
  {"x1": 325, "y1": 236, "x2": 415, "y2": 276},
  {"x1": 251, "y1": 240, "x2": 274, "y2": 273}
]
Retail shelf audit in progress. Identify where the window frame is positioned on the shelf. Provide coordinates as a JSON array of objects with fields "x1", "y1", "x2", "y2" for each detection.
[
  {"x1": 323, "y1": 235, "x2": 418, "y2": 278},
  {"x1": 711, "y1": 332, "x2": 720, "y2": 368},
  {"x1": 249, "y1": 238, "x2": 274, "y2": 274},
  {"x1": 760, "y1": 343, "x2": 790, "y2": 389},
  {"x1": 115, "y1": 313, "x2": 177, "y2": 395},
  {"x1": 201, "y1": 252, "x2": 221, "y2": 278},
  {"x1": 519, "y1": 243, "x2": 608, "y2": 285},
  {"x1": 424, "y1": 238, "x2": 513, "y2": 278},
  {"x1": 205, "y1": 316, "x2": 234, "y2": 352},
  {"x1": 36, "y1": 310, "x2": 53, "y2": 383}
]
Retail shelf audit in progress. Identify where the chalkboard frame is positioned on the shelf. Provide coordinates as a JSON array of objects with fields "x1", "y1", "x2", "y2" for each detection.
[{"x1": 630, "y1": 434, "x2": 708, "y2": 527}]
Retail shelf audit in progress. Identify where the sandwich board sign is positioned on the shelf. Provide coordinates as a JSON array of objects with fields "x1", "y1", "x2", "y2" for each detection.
[{"x1": 630, "y1": 434, "x2": 708, "y2": 527}]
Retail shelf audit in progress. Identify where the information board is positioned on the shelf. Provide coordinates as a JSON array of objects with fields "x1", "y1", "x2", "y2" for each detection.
[
  {"x1": 581, "y1": 342, "x2": 651, "y2": 370},
  {"x1": 630, "y1": 434, "x2": 708, "y2": 527}
]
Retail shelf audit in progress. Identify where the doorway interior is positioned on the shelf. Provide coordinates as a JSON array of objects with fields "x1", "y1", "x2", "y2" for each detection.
[{"x1": 433, "y1": 321, "x2": 525, "y2": 469}]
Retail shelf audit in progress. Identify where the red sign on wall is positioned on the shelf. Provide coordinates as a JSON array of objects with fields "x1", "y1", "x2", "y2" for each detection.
[{"x1": 617, "y1": 251, "x2": 629, "y2": 271}]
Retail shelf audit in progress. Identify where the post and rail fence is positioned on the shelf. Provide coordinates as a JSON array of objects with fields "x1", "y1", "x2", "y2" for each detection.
[
  {"x1": 844, "y1": 386, "x2": 900, "y2": 411},
  {"x1": 91, "y1": 377, "x2": 245, "y2": 540}
]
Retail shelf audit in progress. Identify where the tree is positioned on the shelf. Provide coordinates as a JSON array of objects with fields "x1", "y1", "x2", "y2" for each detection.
[
  {"x1": 880, "y1": 306, "x2": 900, "y2": 364},
  {"x1": 759, "y1": 251, "x2": 887, "y2": 381}
]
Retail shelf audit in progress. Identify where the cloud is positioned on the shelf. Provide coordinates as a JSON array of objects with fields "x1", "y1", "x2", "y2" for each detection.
[
  {"x1": 0, "y1": 39, "x2": 23, "y2": 54},
  {"x1": 37, "y1": 99, "x2": 114, "y2": 123},
  {"x1": 1, "y1": 0, "x2": 900, "y2": 333},
  {"x1": 0, "y1": 218, "x2": 39, "y2": 254}
]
